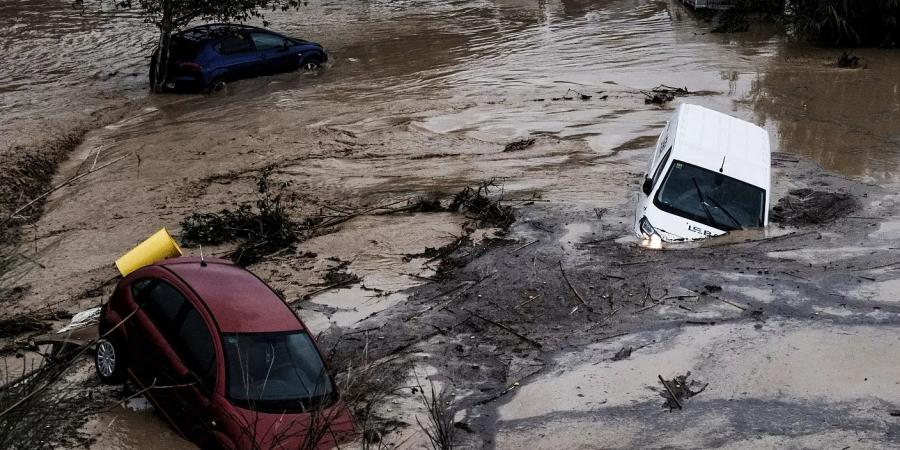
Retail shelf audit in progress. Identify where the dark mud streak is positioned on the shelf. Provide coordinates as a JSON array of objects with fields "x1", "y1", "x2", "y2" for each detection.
[
  {"x1": 494, "y1": 398, "x2": 900, "y2": 447},
  {"x1": 0, "y1": 105, "x2": 134, "y2": 246}
]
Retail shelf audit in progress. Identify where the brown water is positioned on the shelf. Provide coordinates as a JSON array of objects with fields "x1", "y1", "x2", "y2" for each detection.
[
  {"x1": 3, "y1": 0, "x2": 899, "y2": 178},
  {"x1": 3, "y1": 0, "x2": 900, "y2": 448}
]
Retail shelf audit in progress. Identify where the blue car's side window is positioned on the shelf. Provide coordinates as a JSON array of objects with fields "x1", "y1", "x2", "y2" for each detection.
[
  {"x1": 217, "y1": 35, "x2": 254, "y2": 55},
  {"x1": 250, "y1": 33, "x2": 286, "y2": 51}
]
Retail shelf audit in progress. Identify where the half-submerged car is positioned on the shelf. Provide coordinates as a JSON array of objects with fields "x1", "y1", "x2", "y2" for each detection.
[
  {"x1": 95, "y1": 257, "x2": 354, "y2": 449},
  {"x1": 151, "y1": 23, "x2": 328, "y2": 93},
  {"x1": 635, "y1": 104, "x2": 771, "y2": 248}
]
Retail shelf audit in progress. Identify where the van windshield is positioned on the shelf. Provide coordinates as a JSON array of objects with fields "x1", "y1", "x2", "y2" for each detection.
[
  {"x1": 223, "y1": 331, "x2": 335, "y2": 411},
  {"x1": 654, "y1": 160, "x2": 765, "y2": 231}
]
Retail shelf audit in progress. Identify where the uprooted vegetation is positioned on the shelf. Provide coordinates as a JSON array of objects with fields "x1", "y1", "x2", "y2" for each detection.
[
  {"x1": 180, "y1": 168, "x2": 309, "y2": 265},
  {"x1": 181, "y1": 175, "x2": 516, "y2": 267},
  {"x1": 448, "y1": 180, "x2": 515, "y2": 230},
  {"x1": 770, "y1": 188, "x2": 858, "y2": 226},
  {"x1": 688, "y1": 0, "x2": 900, "y2": 48}
]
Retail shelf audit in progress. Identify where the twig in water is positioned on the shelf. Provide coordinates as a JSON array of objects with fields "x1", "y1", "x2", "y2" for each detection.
[
  {"x1": 716, "y1": 297, "x2": 747, "y2": 311},
  {"x1": 467, "y1": 310, "x2": 542, "y2": 349},
  {"x1": 516, "y1": 294, "x2": 542, "y2": 309},
  {"x1": 559, "y1": 260, "x2": 587, "y2": 306},
  {"x1": 512, "y1": 240, "x2": 538, "y2": 253},
  {"x1": 634, "y1": 302, "x2": 660, "y2": 314}
]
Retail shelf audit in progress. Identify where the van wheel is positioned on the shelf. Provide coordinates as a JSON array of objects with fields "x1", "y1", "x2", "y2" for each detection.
[{"x1": 95, "y1": 336, "x2": 127, "y2": 384}]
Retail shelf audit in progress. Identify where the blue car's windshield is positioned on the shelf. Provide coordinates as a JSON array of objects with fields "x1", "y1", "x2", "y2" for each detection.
[
  {"x1": 223, "y1": 331, "x2": 334, "y2": 411},
  {"x1": 654, "y1": 160, "x2": 765, "y2": 231}
]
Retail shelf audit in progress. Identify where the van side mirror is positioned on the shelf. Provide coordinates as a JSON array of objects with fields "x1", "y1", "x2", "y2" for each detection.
[{"x1": 642, "y1": 177, "x2": 653, "y2": 195}]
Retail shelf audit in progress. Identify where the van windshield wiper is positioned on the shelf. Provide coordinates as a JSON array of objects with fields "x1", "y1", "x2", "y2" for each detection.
[
  {"x1": 691, "y1": 178, "x2": 717, "y2": 227},
  {"x1": 705, "y1": 195, "x2": 743, "y2": 230}
]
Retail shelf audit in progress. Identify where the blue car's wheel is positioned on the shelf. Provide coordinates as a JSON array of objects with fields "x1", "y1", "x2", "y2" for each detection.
[
  {"x1": 301, "y1": 58, "x2": 322, "y2": 72},
  {"x1": 206, "y1": 77, "x2": 227, "y2": 94}
]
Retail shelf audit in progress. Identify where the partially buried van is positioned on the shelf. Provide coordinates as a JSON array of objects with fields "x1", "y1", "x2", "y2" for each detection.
[{"x1": 634, "y1": 104, "x2": 771, "y2": 248}]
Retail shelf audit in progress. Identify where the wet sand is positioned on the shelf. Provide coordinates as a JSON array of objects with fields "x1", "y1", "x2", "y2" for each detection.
[{"x1": 2, "y1": 0, "x2": 900, "y2": 448}]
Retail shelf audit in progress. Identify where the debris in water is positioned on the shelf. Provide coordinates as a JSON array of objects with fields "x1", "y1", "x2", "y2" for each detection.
[
  {"x1": 503, "y1": 139, "x2": 536, "y2": 153},
  {"x1": 643, "y1": 85, "x2": 691, "y2": 105},
  {"x1": 770, "y1": 189, "x2": 858, "y2": 226},
  {"x1": 0, "y1": 309, "x2": 70, "y2": 339},
  {"x1": 658, "y1": 372, "x2": 708, "y2": 411},
  {"x1": 611, "y1": 346, "x2": 633, "y2": 361},
  {"x1": 551, "y1": 88, "x2": 592, "y2": 101},
  {"x1": 323, "y1": 259, "x2": 361, "y2": 286},
  {"x1": 837, "y1": 52, "x2": 861, "y2": 68},
  {"x1": 449, "y1": 180, "x2": 515, "y2": 229},
  {"x1": 405, "y1": 195, "x2": 445, "y2": 212},
  {"x1": 57, "y1": 307, "x2": 101, "y2": 334},
  {"x1": 703, "y1": 284, "x2": 723, "y2": 294}
]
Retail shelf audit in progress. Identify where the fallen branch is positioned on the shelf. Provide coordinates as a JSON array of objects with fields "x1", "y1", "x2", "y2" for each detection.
[
  {"x1": 467, "y1": 311, "x2": 542, "y2": 349},
  {"x1": 634, "y1": 302, "x2": 660, "y2": 314},
  {"x1": 512, "y1": 240, "x2": 538, "y2": 253},
  {"x1": 559, "y1": 260, "x2": 587, "y2": 306},
  {"x1": 474, "y1": 366, "x2": 545, "y2": 406},
  {"x1": 299, "y1": 279, "x2": 356, "y2": 301},
  {"x1": 716, "y1": 297, "x2": 747, "y2": 311},
  {"x1": 658, "y1": 374, "x2": 682, "y2": 410}
]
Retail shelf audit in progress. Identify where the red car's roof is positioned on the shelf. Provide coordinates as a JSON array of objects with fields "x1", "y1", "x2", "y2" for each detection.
[{"x1": 157, "y1": 257, "x2": 303, "y2": 333}]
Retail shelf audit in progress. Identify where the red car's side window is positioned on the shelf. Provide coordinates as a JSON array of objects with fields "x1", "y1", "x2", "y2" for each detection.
[
  {"x1": 139, "y1": 280, "x2": 187, "y2": 337},
  {"x1": 175, "y1": 306, "x2": 217, "y2": 389},
  {"x1": 131, "y1": 277, "x2": 217, "y2": 392}
]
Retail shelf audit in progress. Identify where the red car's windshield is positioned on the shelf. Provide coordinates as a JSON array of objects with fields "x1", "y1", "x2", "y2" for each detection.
[{"x1": 223, "y1": 331, "x2": 334, "y2": 411}]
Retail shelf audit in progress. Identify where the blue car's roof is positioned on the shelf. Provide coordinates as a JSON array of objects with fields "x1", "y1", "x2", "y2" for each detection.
[{"x1": 176, "y1": 23, "x2": 288, "y2": 43}]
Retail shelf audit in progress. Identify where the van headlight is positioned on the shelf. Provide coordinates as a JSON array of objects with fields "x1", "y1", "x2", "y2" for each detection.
[{"x1": 639, "y1": 217, "x2": 664, "y2": 250}]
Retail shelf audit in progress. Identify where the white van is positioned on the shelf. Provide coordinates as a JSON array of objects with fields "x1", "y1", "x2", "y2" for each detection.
[{"x1": 634, "y1": 104, "x2": 770, "y2": 248}]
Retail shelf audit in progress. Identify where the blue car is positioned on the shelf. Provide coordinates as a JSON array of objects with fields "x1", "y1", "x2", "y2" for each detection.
[{"x1": 150, "y1": 24, "x2": 328, "y2": 93}]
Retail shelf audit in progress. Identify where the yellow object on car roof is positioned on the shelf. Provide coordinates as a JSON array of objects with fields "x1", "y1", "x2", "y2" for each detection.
[{"x1": 115, "y1": 228, "x2": 183, "y2": 276}]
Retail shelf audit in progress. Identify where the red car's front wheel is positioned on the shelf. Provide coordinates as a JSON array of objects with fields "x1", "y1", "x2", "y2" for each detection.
[{"x1": 95, "y1": 336, "x2": 127, "y2": 384}]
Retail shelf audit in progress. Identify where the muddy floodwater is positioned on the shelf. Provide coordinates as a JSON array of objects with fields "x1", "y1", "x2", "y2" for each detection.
[{"x1": 2, "y1": 0, "x2": 900, "y2": 449}]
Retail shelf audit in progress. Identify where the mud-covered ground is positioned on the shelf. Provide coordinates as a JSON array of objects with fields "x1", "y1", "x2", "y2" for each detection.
[
  {"x1": 330, "y1": 155, "x2": 900, "y2": 448},
  {"x1": 2, "y1": 0, "x2": 900, "y2": 448}
]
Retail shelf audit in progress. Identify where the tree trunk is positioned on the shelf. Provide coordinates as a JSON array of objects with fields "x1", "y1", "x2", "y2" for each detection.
[{"x1": 152, "y1": 0, "x2": 175, "y2": 93}]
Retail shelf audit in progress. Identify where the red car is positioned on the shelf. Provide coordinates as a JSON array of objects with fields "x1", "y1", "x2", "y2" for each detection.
[{"x1": 95, "y1": 257, "x2": 354, "y2": 449}]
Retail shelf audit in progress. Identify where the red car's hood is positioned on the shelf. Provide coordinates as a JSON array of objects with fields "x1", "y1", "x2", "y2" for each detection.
[{"x1": 220, "y1": 400, "x2": 356, "y2": 450}]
